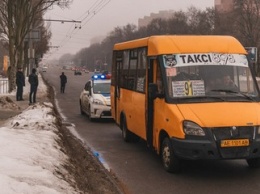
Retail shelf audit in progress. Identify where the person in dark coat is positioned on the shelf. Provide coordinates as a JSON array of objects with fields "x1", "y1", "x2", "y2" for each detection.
[
  {"x1": 28, "y1": 68, "x2": 38, "y2": 105},
  {"x1": 16, "y1": 67, "x2": 25, "y2": 101},
  {"x1": 60, "y1": 72, "x2": 67, "y2": 93}
]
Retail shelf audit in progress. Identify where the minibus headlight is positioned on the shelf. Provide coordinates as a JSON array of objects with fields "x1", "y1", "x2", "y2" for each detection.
[
  {"x1": 183, "y1": 121, "x2": 205, "y2": 136},
  {"x1": 93, "y1": 99, "x2": 104, "y2": 105}
]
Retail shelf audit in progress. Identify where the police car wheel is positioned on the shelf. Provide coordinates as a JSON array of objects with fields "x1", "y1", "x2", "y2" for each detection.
[
  {"x1": 88, "y1": 105, "x2": 93, "y2": 121},
  {"x1": 79, "y1": 101, "x2": 84, "y2": 115},
  {"x1": 161, "y1": 138, "x2": 181, "y2": 173}
]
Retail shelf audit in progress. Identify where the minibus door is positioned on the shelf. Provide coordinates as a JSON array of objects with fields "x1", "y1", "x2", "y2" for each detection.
[
  {"x1": 147, "y1": 59, "x2": 157, "y2": 148},
  {"x1": 113, "y1": 60, "x2": 122, "y2": 123},
  {"x1": 147, "y1": 59, "x2": 165, "y2": 149}
]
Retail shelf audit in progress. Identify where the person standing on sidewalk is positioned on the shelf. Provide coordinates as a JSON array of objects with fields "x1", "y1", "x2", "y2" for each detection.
[
  {"x1": 60, "y1": 72, "x2": 67, "y2": 93},
  {"x1": 28, "y1": 68, "x2": 38, "y2": 105},
  {"x1": 16, "y1": 67, "x2": 25, "y2": 101}
]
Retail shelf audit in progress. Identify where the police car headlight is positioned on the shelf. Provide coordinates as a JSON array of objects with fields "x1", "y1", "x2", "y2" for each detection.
[
  {"x1": 183, "y1": 121, "x2": 205, "y2": 136},
  {"x1": 93, "y1": 99, "x2": 104, "y2": 105}
]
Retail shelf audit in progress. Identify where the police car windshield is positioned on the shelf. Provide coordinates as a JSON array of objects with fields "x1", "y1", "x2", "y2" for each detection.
[
  {"x1": 93, "y1": 82, "x2": 110, "y2": 94},
  {"x1": 162, "y1": 53, "x2": 260, "y2": 101}
]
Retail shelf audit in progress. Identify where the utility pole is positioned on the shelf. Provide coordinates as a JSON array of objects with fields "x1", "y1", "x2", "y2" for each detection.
[
  {"x1": 44, "y1": 19, "x2": 81, "y2": 23},
  {"x1": 28, "y1": 25, "x2": 34, "y2": 75},
  {"x1": 42, "y1": 19, "x2": 82, "y2": 59}
]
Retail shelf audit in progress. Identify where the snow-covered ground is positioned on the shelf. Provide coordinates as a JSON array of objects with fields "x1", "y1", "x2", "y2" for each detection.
[{"x1": 0, "y1": 75, "x2": 80, "y2": 194}]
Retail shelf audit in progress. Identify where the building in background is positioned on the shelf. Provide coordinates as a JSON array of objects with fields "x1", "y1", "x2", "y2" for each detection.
[
  {"x1": 215, "y1": 0, "x2": 234, "y2": 13},
  {"x1": 138, "y1": 10, "x2": 174, "y2": 28},
  {"x1": 139, "y1": 1, "x2": 251, "y2": 28}
]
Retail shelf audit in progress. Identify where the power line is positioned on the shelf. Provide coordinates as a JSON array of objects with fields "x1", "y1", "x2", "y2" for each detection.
[{"x1": 45, "y1": 0, "x2": 111, "y2": 59}]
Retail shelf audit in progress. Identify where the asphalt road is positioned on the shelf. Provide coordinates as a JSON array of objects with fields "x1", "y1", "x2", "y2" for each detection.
[{"x1": 42, "y1": 66, "x2": 260, "y2": 194}]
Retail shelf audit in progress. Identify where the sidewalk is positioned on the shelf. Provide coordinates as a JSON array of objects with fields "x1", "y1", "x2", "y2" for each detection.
[{"x1": 0, "y1": 75, "x2": 49, "y2": 124}]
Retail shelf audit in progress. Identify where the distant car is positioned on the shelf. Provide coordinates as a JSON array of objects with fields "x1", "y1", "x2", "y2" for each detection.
[
  {"x1": 79, "y1": 74, "x2": 112, "y2": 121},
  {"x1": 94, "y1": 69, "x2": 100, "y2": 74},
  {"x1": 74, "y1": 70, "x2": 82, "y2": 75},
  {"x1": 85, "y1": 69, "x2": 90, "y2": 73},
  {"x1": 102, "y1": 70, "x2": 111, "y2": 78},
  {"x1": 62, "y1": 65, "x2": 71, "y2": 70},
  {"x1": 42, "y1": 66, "x2": 48, "y2": 72}
]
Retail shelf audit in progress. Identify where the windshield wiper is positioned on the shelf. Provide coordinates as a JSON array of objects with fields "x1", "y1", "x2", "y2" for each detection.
[
  {"x1": 184, "y1": 96, "x2": 225, "y2": 102},
  {"x1": 210, "y1": 89, "x2": 255, "y2": 101}
]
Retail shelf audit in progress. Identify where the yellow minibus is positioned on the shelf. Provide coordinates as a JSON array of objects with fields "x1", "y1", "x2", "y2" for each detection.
[{"x1": 111, "y1": 35, "x2": 260, "y2": 173}]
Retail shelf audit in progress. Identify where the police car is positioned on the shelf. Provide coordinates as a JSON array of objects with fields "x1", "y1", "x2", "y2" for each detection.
[{"x1": 79, "y1": 74, "x2": 112, "y2": 121}]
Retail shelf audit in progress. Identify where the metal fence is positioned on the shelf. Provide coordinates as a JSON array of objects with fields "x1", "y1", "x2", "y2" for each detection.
[{"x1": 0, "y1": 78, "x2": 9, "y2": 94}]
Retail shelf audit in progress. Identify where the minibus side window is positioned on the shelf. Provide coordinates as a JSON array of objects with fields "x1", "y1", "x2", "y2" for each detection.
[
  {"x1": 120, "y1": 51, "x2": 129, "y2": 88},
  {"x1": 136, "y1": 48, "x2": 147, "y2": 93},
  {"x1": 128, "y1": 50, "x2": 138, "y2": 90},
  {"x1": 156, "y1": 64, "x2": 164, "y2": 95}
]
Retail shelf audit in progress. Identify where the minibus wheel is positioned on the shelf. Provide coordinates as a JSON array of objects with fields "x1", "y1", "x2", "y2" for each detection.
[
  {"x1": 122, "y1": 117, "x2": 131, "y2": 142},
  {"x1": 246, "y1": 158, "x2": 260, "y2": 168},
  {"x1": 161, "y1": 138, "x2": 181, "y2": 173}
]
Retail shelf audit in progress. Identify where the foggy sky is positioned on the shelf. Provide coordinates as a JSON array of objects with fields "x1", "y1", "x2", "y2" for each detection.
[{"x1": 44, "y1": 0, "x2": 214, "y2": 61}]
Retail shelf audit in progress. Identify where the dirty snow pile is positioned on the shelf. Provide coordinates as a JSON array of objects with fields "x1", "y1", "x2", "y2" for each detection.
[
  {"x1": 0, "y1": 96, "x2": 20, "y2": 110},
  {"x1": 0, "y1": 77, "x2": 80, "y2": 193}
]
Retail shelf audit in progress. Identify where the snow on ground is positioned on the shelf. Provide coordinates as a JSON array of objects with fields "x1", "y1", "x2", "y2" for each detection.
[{"x1": 0, "y1": 75, "x2": 80, "y2": 194}]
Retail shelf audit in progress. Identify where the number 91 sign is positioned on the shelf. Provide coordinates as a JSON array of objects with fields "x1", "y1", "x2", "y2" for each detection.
[
  {"x1": 185, "y1": 81, "x2": 193, "y2": 96},
  {"x1": 172, "y1": 80, "x2": 205, "y2": 97}
]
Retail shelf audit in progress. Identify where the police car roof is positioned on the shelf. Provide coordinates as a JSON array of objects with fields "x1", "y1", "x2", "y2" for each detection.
[{"x1": 92, "y1": 79, "x2": 111, "y2": 83}]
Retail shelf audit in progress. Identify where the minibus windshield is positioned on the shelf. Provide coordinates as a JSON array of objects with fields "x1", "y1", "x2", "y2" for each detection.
[{"x1": 162, "y1": 53, "x2": 260, "y2": 101}]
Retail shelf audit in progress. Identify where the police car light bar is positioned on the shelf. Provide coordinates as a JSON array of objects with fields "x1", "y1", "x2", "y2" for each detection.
[{"x1": 92, "y1": 74, "x2": 110, "y2": 80}]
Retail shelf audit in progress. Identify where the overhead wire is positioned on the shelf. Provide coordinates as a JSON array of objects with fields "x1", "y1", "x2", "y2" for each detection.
[{"x1": 48, "y1": 0, "x2": 111, "y2": 59}]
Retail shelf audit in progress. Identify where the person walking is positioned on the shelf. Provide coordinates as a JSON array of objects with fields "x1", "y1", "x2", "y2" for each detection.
[
  {"x1": 16, "y1": 67, "x2": 25, "y2": 101},
  {"x1": 28, "y1": 68, "x2": 38, "y2": 105},
  {"x1": 60, "y1": 72, "x2": 67, "y2": 93}
]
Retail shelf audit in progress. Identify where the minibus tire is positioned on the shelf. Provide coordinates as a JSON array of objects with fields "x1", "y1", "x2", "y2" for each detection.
[
  {"x1": 131, "y1": 133, "x2": 140, "y2": 143},
  {"x1": 246, "y1": 158, "x2": 260, "y2": 168},
  {"x1": 122, "y1": 117, "x2": 131, "y2": 142},
  {"x1": 161, "y1": 138, "x2": 181, "y2": 173}
]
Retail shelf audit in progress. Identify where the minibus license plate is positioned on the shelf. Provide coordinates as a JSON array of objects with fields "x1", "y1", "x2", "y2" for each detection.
[{"x1": 221, "y1": 139, "x2": 249, "y2": 147}]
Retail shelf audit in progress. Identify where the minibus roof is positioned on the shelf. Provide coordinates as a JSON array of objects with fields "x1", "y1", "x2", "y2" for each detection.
[{"x1": 113, "y1": 35, "x2": 247, "y2": 56}]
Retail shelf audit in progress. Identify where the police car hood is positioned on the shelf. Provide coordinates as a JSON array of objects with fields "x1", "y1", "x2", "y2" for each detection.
[
  {"x1": 176, "y1": 102, "x2": 260, "y2": 127},
  {"x1": 93, "y1": 93, "x2": 110, "y2": 105}
]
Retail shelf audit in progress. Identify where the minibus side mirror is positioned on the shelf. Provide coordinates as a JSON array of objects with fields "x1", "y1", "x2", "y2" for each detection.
[{"x1": 148, "y1": 83, "x2": 164, "y2": 100}]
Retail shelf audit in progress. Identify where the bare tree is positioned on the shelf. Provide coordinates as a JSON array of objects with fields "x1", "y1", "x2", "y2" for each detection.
[
  {"x1": 0, "y1": 0, "x2": 72, "y2": 92},
  {"x1": 186, "y1": 7, "x2": 215, "y2": 35},
  {"x1": 223, "y1": 0, "x2": 260, "y2": 75},
  {"x1": 233, "y1": 0, "x2": 260, "y2": 46},
  {"x1": 146, "y1": 18, "x2": 168, "y2": 36},
  {"x1": 167, "y1": 11, "x2": 190, "y2": 34}
]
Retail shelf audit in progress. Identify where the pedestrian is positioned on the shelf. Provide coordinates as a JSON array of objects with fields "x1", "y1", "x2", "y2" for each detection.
[
  {"x1": 60, "y1": 72, "x2": 67, "y2": 93},
  {"x1": 16, "y1": 66, "x2": 25, "y2": 101},
  {"x1": 28, "y1": 68, "x2": 38, "y2": 105}
]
